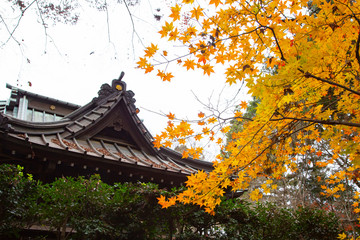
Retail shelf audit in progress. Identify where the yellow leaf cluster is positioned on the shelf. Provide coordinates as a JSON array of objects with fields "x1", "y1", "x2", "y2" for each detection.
[{"x1": 141, "y1": 0, "x2": 360, "y2": 215}]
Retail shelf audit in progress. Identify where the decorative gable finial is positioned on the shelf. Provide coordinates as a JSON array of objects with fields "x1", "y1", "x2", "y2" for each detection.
[
  {"x1": 112, "y1": 72, "x2": 126, "y2": 92},
  {"x1": 95, "y1": 72, "x2": 127, "y2": 101},
  {"x1": 119, "y1": 71, "x2": 125, "y2": 81}
]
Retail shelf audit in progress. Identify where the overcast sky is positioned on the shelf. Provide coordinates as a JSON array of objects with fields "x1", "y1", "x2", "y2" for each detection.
[{"x1": 0, "y1": 0, "x2": 248, "y2": 159}]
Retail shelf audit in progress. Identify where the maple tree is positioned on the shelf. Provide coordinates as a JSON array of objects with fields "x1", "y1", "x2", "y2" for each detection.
[{"x1": 138, "y1": 0, "x2": 360, "y2": 232}]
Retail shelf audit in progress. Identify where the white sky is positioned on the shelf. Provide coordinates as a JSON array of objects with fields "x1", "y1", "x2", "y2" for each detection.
[{"x1": 0, "y1": 0, "x2": 249, "y2": 160}]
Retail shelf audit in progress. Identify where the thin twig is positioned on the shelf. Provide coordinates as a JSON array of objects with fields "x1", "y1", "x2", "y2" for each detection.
[
  {"x1": 104, "y1": 0, "x2": 111, "y2": 43},
  {"x1": 1, "y1": 0, "x2": 37, "y2": 48},
  {"x1": 36, "y1": 0, "x2": 48, "y2": 53}
]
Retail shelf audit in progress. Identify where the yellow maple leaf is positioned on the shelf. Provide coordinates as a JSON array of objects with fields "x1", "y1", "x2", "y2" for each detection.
[
  {"x1": 207, "y1": 117, "x2": 217, "y2": 124},
  {"x1": 190, "y1": 6, "x2": 204, "y2": 20},
  {"x1": 234, "y1": 111, "x2": 242, "y2": 120},
  {"x1": 337, "y1": 232, "x2": 346, "y2": 240},
  {"x1": 249, "y1": 189, "x2": 263, "y2": 201},
  {"x1": 144, "y1": 43, "x2": 158, "y2": 58},
  {"x1": 202, "y1": 64, "x2": 214, "y2": 76},
  {"x1": 169, "y1": 4, "x2": 181, "y2": 21},
  {"x1": 195, "y1": 134, "x2": 203, "y2": 141},
  {"x1": 168, "y1": 28, "x2": 179, "y2": 41}
]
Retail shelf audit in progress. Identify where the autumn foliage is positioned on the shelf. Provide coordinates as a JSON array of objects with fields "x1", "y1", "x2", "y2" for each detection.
[{"x1": 138, "y1": 0, "x2": 360, "y2": 228}]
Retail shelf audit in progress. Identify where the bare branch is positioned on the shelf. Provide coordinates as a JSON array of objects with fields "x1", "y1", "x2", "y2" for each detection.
[
  {"x1": 0, "y1": 0, "x2": 37, "y2": 48},
  {"x1": 104, "y1": 0, "x2": 111, "y2": 43},
  {"x1": 36, "y1": 0, "x2": 48, "y2": 53},
  {"x1": 123, "y1": 0, "x2": 145, "y2": 58}
]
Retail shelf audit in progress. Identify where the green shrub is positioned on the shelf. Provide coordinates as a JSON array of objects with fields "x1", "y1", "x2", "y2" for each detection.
[{"x1": 0, "y1": 164, "x2": 345, "y2": 239}]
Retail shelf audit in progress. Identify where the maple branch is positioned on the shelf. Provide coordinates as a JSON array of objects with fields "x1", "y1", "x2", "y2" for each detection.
[
  {"x1": 298, "y1": 69, "x2": 360, "y2": 96},
  {"x1": 265, "y1": 26, "x2": 286, "y2": 62},
  {"x1": 253, "y1": 10, "x2": 286, "y2": 62},
  {"x1": 236, "y1": 122, "x2": 316, "y2": 173},
  {"x1": 152, "y1": 27, "x2": 264, "y2": 67},
  {"x1": 271, "y1": 116, "x2": 360, "y2": 128},
  {"x1": 337, "y1": 1, "x2": 360, "y2": 67},
  {"x1": 356, "y1": 22, "x2": 360, "y2": 68}
]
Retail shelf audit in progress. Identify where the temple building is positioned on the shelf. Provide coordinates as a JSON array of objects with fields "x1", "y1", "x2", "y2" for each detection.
[{"x1": 0, "y1": 74, "x2": 212, "y2": 187}]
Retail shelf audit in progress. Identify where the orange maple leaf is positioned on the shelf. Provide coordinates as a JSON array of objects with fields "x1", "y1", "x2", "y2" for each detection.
[
  {"x1": 153, "y1": 139, "x2": 162, "y2": 148},
  {"x1": 195, "y1": 134, "x2": 203, "y2": 141},
  {"x1": 157, "y1": 195, "x2": 167, "y2": 206},
  {"x1": 157, "y1": 69, "x2": 165, "y2": 78},
  {"x1": 198, "y1": 112, "x2": 205, "y2": 118},
  {"x1": 164, "y1": 140, "x2": 172, "y2": 148},
  {"x1": 198, "y1": 121, "x2": 205, "y2": 126},
  {"x1": 157, "y1": 70, "x2": 174, "y2": 82},
  {"x1": 167, "y1": 112, "x2": 175, "y2": 120},
  {"x1": 183, "y1": 59, "x2": 196, "y2": 70},
  {"x1": 209, "y1": 0, "x2": 222, "y2": 7},
  {"x1": 240, "y1": 101, "x2": 247, "y2": 110},
  {"x1": 167, "y1": 121, "x2": 174, "y2": 128},
  {"x1": 136, "y1": 57, "x2": 147, "y2": 68},
  {"x1": 163, "y1": 72, "x2": 174, "y2": 82},
  {"x1": 144, "y1": 64, "x2": 154, "y2": 73},
  {"x1": 198, "y1": 55, "x2": 207, "y2": 64}
]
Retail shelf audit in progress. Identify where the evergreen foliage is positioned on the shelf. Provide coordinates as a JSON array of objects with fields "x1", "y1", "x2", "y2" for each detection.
[{"x1": 0, "y1": 164, "x2": 346, "y2": 239}]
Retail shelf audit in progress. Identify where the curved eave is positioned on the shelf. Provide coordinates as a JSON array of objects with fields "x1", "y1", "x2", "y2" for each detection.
[{"x1": 0, "y1": 130, "x2": 194, "y2": 186}]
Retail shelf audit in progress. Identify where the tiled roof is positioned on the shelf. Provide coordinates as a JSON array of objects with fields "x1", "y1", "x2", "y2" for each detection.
[{"x1": 0, "y1": 74, "x2": 212, "y2": 186}]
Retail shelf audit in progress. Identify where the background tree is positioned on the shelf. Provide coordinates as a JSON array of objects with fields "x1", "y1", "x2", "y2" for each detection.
[{"x1": 227, "y1": 98, "x2": 359, "y2": 234}]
